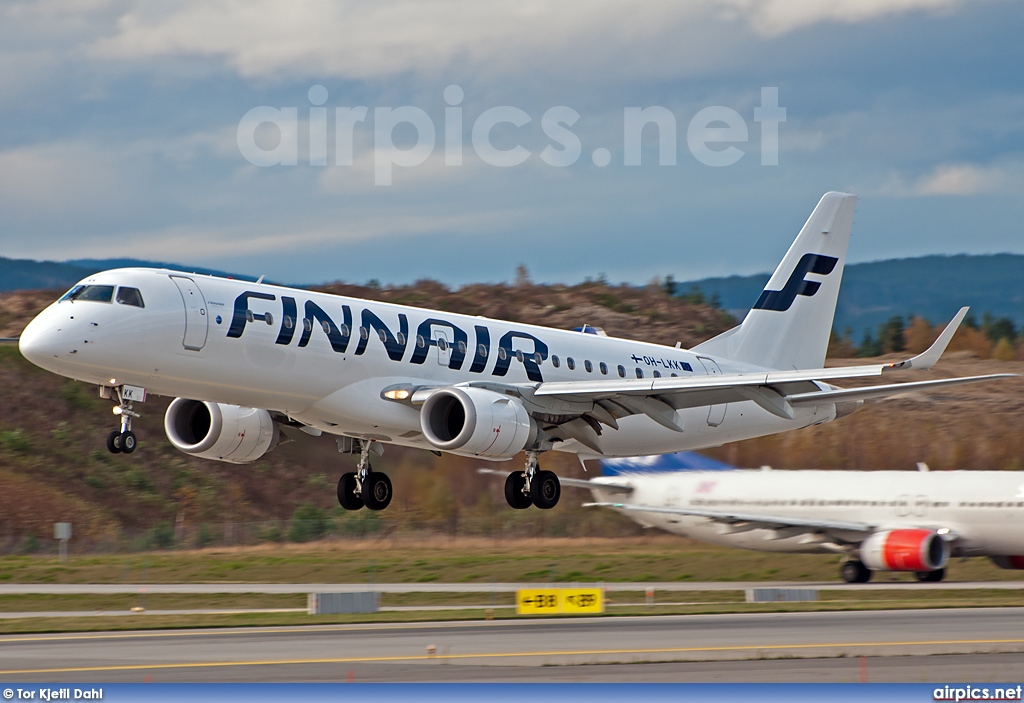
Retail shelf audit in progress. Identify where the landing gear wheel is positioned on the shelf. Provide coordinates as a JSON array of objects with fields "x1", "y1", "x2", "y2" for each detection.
[
  {"x1": 915, "y1": 568, "x2": 945, "y2": 582},
  {"x1": 337, "y1": 472, "x2": 364, "y2": 511},
  {"x1": 120, "y1": 431, "x2": 137, "y2": 454},
  {"x1": 106, "y1": 430, "x2": 123, "y2": 454},
  {"x1": 840, "y1": 560, "x2": 872, "y2": 584},
  {"x1": 362, "y1": 472, "x2": 393, "y2": 511},
  {"x1": 530, "y1": 470, "x2": 561, "y2": 510},
  {"x1": 504, "y1": 472, "x2": 532, "y2": 509}
]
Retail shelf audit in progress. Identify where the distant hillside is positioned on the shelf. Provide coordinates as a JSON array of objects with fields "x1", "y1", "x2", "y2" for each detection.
[
  {"x1": 682, "y1": 254, "x2": 1024, "y2": 336},
  {"x1": 0, "y1": 256, "x2": 252, "y2": 292}
]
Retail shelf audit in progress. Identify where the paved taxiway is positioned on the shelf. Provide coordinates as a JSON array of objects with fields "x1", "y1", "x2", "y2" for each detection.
[{"x1": 3, "y1": 608, "x2": 1024, "y2": 682}]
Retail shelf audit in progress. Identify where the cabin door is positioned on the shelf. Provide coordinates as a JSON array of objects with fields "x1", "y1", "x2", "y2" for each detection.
[{"x1": 169, "y1": 276, "x2": 209, "y2": 351}]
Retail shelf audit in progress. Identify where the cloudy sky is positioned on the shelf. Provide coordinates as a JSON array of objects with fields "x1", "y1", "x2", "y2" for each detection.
[{"x1": 1, "y1": 0, "x2": 1022, "y2": 286}]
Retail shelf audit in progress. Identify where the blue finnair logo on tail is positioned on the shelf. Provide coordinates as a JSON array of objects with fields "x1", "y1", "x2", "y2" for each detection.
[{"x1": 752, "y1": 253, "x2": 839, "y2": 312}]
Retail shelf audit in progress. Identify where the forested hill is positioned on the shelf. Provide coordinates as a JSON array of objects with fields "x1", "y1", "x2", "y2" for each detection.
[
  {"x1": 682, "y1": 254, "x2": 1024, "y2": 336},
  {"x1": 2, "y1": 252, "x2": 1022, "y2": 337}
]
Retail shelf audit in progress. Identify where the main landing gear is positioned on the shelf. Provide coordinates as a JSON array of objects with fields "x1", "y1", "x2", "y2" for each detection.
[
  {"x1": 504, "y1": 451, "x2": 560, "y2": 510},
  {"x1": 106, "y1": 389, "x2": 138, "y2": 455},
  {"x1": 337, "y1": 439, "x2": 393, "y2": 512},
  {"x1": 839, "y1": 559, "x2": 872, "y2": 584}
]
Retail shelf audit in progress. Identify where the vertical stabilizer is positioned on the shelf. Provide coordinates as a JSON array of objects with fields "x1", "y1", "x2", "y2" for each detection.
[{"x1": 692, "y1": 192, "x2": 857, "y2": 370}]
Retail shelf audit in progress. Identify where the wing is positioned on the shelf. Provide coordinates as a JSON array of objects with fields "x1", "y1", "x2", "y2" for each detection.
[
  {"x1": 584, "y1": 501, "x2": 873, "y2": 534},
  {"x1": 524, "y1": 307, "x2": 1012, "y2": 446},
  {"x1": 585, "y1": 501, "x2": 963, "y2": 545},
  {"x1": 386, "y1": 308, "x2": 1011, "y2": 455}
]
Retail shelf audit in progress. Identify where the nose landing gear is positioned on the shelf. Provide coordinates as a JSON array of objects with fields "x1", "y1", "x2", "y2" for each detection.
[{"x1": 105, "y1": 387, "x2": 140, "y2": 454}]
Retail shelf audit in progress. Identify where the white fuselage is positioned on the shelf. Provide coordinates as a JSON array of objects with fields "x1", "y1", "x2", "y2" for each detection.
[
  {"x1": 18, "y1": 269, "x2": 837, "y2": 459},
  {"x1": 589, "y1": 470, "x2": 1024, "y2": 557}
]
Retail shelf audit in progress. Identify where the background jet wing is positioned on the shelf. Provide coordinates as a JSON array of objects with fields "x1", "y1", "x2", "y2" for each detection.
[{"x1": 584, "y1": 501, "x2": 873, "y2": 533}]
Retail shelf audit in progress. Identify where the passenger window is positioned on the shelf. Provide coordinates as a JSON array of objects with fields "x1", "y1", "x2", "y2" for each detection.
[
  {"x1": 477, "y1": 344, "x2": 488, "y2": 358},
  {"x1": 115, "y1": 287, "x2": 145, "y2": 308},
  {"x1": 653, "y1": 371, "x2": 661, "y2": 378},
  {"x1": 340, "y1": 324, "x2": 350, "y2": 336},
  {"x1": 64, "y1": 285, "x2": 115, "y2": 303},
  {"x1": 377, "y1": 329, "x2": 387, "y2": 343},
  {"x1": 283, "y1": 316, "x2": 293, "y2": 329},
  {"x1": 303, "y1": 318, "x2": 312, "y2": 332},
  {"x1": 458, "y1": 341, "x2": 467, "y2": 355},
  {"x1": 498, "y1": 347, "x2": 507, "y2": 360},
  {"x1": 359, "y1": 326, "x2": 369, "y2": 339},
  {"x1": 551, "y1": 355, "x2": 560, "y2": 368},
  {"x1": 322, "y1": 321, "x2": 332, "y2": 334},
  {"x1": 534, "y1": 352, "x2": 543, "y2": 365},
  {"x1": 600, "y1": 362, "x2": 608, "y2": 375},
  {"x1": 516, "y1": 350, "x2": 524, "y2": 362},
  {"x1": 584, "y1": 360, "x2": 593, "y2": 373},
  {"x1": 635, "y1": 368, "x2": 644, "y2": 379},
  {"x1": 618, "y1": 365, "x2": 626, "y2": 378},
  {"x1": 417, "y1": 335, "x2": 426, "y2": 348},
  {"x1": 567, "y1": 357, "x2": 576, "y2": 370}
]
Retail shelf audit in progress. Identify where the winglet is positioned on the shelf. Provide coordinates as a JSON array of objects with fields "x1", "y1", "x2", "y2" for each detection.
[{"x1": 887, "y1": 307, "x2": 968, "y2": 371}]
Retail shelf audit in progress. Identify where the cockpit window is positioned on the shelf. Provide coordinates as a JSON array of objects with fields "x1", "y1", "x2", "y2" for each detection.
[
  {"x1": 60, "y1": 285, "x2": 115, "y2": 303},
  {"x1": 116, "y1": 287, "x2": 145, "y2": 308}
]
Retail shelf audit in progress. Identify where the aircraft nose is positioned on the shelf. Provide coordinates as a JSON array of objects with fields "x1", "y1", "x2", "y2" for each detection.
[{"x1": 19, "y1": 310, "x2": 66, "y2": 366}]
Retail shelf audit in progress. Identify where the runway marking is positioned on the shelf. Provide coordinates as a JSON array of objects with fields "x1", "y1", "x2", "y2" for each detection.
[
  {"x1": 4, "y1": 637, "x2": 1024, "y2": 675},
  {"x1": 0, "y1": 620, "x2": 505, "y2": 644}
]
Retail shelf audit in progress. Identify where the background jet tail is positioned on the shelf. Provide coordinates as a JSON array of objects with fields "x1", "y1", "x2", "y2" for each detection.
[
  {"x1": 692, "y1": 192, "x2": 857, "y2": 370},
  {"x1": 601, "y1": 452, "x2": 736, "y2": 476}
]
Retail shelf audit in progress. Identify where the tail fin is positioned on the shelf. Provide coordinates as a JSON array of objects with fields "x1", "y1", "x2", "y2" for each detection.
[{"x1": 692, "y1": 192, "x2": 857, "y2": 370}]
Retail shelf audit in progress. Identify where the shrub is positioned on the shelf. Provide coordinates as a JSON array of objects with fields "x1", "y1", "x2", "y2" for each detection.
[{"x1": 288, "y1": 504, "x2": 330, "y2": 543}]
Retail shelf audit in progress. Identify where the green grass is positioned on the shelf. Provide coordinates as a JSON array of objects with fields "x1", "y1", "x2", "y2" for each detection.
[{"x1": 4, "y1": 538, "x2": 1024, "y2": 586}]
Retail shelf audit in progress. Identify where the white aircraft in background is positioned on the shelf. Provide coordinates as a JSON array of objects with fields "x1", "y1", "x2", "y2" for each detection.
[
  {"x1": 18, "y1": 193, "x2": 1009, "y2": 514},
  {"x1": 568, "y1": 455, "x2": 1024, "y2": 583}
]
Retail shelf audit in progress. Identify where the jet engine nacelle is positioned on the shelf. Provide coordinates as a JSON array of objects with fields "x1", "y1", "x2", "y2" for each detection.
[
  {"x1": 164, "y1": 398, "x2": 278, "y2": 464},
  {"x1": 420, "y1": 387, "x2": 536, "y2": 458},
  {"x1": 860, "y1": 529, "x2": 950, "y2": 572}
]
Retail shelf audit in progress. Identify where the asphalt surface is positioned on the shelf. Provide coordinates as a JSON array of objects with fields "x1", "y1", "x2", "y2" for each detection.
[{"x1": 3, "y1": 608, "x2": 1024, "y2": 682}]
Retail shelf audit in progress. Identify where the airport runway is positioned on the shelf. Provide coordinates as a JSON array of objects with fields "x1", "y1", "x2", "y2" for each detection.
[
  {"x1": 3, "y1": 580, "x2": 1024, "y2": 594},
  {"x1": 3, "y1": 608, "x2": 1024, "y2": 683}
]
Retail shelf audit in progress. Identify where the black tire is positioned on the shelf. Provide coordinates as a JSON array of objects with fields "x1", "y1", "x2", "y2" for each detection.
[
  {"x1": 120, "y1": 431, "x2": 137, "y2": 454},
  {"x1": 107, "y1": 430, "x2": 122, "y2": 454},
  {"x1": 504, "y1": 472, "x2": 532, "y2": 509},
  {"x1": 915, "y1": 568, "x2": 945, "y2": 582},
  {"x1": 337, "y1": 472, "x2": 364, "y2": 511},
  {"x1": 362, "y1": 472, "x2": 393, "y2": 511},
  {"x1": 531, "y1": 470, "x2": 561, "y2": 510},
  {"x1": 840, "y1": 560, "x2": 872, "y2": 584}
]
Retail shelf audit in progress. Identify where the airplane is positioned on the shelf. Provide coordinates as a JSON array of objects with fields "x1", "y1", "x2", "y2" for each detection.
[
  {"x1": 559, "y1": 453, "x2": 1024, "y2": 583},
  {"x1": 16, "y1": 192, "x2": 1011, "y2": 514}
]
